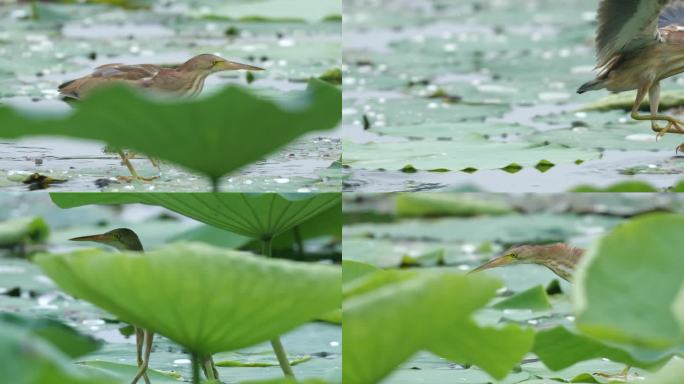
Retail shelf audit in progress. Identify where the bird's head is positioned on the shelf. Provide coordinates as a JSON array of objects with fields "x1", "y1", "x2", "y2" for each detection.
[
  {"x1": 179, "y1": 54, "x2": 264, "y2": 73},
  {"x1": 471, "y1": 245, "x2": 539, "y2": 273},
  {"x1": 70, "y1": 228, "x2": 143, "y2": 252},
  {"x1": 470, "y1": 243, "x2": 581, "y2": 282}
]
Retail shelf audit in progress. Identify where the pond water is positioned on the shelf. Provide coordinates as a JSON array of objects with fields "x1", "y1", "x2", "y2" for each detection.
[{"x1": 343, "y1": 0, "x2": 684, "y2": 192}]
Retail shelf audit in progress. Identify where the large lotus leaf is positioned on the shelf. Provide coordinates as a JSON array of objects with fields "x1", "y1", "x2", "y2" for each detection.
[
  {"x1": 533, "y1": 326, "x2": 671, "y2": 371},
  {"x1": 575, "y1": 214, "x2": 684, "y2": 350},
  {"x1": 35, "y1": 243, "x2": 341, "y2": 355},
  {"x1": 343, "y1": 138, "x2": 599, "y2": 172},
  {"x1": 343, "y1": 271, "x2": 532, "y2": 383},
  {"x1": 50, "y1": 193, "x2": 341, "y2": 239},
  {"x1": 0, "y1": 78, "x2": 341, "y2": 184}
]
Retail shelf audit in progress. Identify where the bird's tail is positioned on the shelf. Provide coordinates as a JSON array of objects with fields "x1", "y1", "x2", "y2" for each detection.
[{"x1": 577, "y1": 79, "x2": 603, "y2": 94}]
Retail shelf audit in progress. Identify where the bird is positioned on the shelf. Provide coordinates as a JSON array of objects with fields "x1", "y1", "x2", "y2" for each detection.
[
  {"x1": 69, "y1": 228, "x2": 222, "y2": 383},
  {"x1": 70, "y1": 228, "x2": 154, "y2": 384},
  {"x1": 470, "y1": 243, "x2": 583, "y2": 282},
  {"x1": 58, "y1": 54, "x2": 264, "y2": 181},
  {"x1": 577, "y1": 0, "x2": 684, "y2": 152},
  {"x1": 471, "y1": 243, "x2": 631, "y2": 380}
]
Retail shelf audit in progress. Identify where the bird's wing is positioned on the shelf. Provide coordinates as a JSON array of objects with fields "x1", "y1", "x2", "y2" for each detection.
[
  {"x1": 659, "y1": 0, "x2": 684, "y2": 28},
  {"x1": 90, "y1": 63, "x2": 162, "y2": 81},
  {"x1": 596, "y1": 0, "x2": 671, "y2": 68},
  {"x1": 58, "y1": 64, "x2": 163, "y2": 99}
]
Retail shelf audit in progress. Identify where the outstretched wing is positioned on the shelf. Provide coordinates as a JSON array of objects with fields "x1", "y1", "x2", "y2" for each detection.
[{"x1": 596, "y1": 0, "x2": 671, "y2": 68}]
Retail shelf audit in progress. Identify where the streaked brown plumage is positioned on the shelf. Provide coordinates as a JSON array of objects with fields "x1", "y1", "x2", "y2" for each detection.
[
  {"x1": 59, "y1": 53, "x2": 263, "y2": 100},
  {"x1": 471, "y1": 243, "x2": 584, "y2": 282},
  {"x1": 57, "y1": 54, "x2": 263, "y2": 181},
  {"x1": 578, "y1": 0, "x2": 684, "y2": 150}
]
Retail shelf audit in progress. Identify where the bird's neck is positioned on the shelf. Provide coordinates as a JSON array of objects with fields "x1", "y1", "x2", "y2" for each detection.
[
  {"x1": 178, "y1": 70, "x2": 211, "y2": 97},
  {"x1": 535, "y1": 244, "x2": 584, "y2": 282}
]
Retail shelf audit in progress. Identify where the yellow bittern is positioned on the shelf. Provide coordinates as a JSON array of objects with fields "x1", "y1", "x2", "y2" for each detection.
[
  {"x1": 70, "y1": 228, "x2": 221, "y2": 383},
  {"x1": 472, "y1": 243, "x2": 631, "y2": 380},
  {"x1": 578, "y1": 0, "x2": 684, "y2": 151},
  {"x1": 58, "y1": 54, "x2": 264, "y2": 181},
  {"x1": 471, "y1": 243, "x2": 582, "y2": 282},
  {"x1": 70, "y1": 228, "x2": 155, "y2": 384}
]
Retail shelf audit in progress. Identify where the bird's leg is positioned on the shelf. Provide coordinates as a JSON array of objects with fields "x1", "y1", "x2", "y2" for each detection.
[
  {"x1": 594, "y1": 365, "x2": 631, "y2": 381},
  {"x1": 630, "y1": 84, "x2": 684, "y2": 136},
  {"x1": 125, "y1": 152, "x2": 160, "y2": 170},
  {"x1": 650, "y1": 82, "x2": 665, "y2": 136},
  {"x1": 135, "y1": 326, "x2": 144, "y2": 368},
  {"x1": 116, "y1": 150, "x2": 159, "y2": 182},
  {"x1": 131, "y1": 330, "x2": 154, "y2": 384}
]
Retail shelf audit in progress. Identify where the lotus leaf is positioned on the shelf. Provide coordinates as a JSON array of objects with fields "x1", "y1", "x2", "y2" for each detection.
[
  {"x1": 50, "y1": 193, "x2": 341, "y2": 239},
  {"x1": 35, "y1": 243, "x2": 341, "y2": 356}
]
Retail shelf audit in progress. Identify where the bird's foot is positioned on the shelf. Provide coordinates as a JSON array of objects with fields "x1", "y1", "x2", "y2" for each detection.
[
  {"x1": 653, "y1": 119, "x2": 684, "y2": 140},
  {"x1": 593, "y1": 366, "x2": 632, "y2": 382},
  {"x1": 116, "y1": 175, "x2": 159, "y2": 183},
  {"x1": 677, "y1": 143, "x2": 684, "y2": 155}
]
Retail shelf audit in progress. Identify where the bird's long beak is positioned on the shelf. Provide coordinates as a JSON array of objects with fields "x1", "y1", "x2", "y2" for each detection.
[
  {"x1": 470, "y1": 255, "x2": 516, "y2": 274},
  {"x1": 216, "y1": 60, "x2": 264, "y2": 71},
  {"x1": 69, "y1": 233, "x2": 112, "y2": 244}
]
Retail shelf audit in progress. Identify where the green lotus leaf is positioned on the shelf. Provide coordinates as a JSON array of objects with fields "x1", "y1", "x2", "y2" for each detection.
[
  {"x1": 0, "y1": 78, "x2": 340, "y2": 185},
  {"x1": 342, "y1": 260, "x2": 380, "y2": 284},
  {"x1": 492, "y1": 285, "x2": 552, "y2": 311},
  {"x1": 0, "y1": 322, "x2": 114, "y2": 384},
  {"x1": 342, "y1": 138, "x2": 599, "y2": 172},
  {"x1": 76, "y1": 361, "x2": 181, "y2": 383},
  {"x1": 395, "y1": 193, "x2": 513, "y2": 218},
  {"x1": 35, "y1": 243, "x2": 341, "y2": 356},
  {"x1": 533, "y1": 326, "x2": 670, "y2": 371},
  {"x1": 343, "y1": 271, "x2": 531, "y2": 383},
  {"x1": 575, "y1": 214, "x2": 684, "y2": 350},
  {"x1": 0, "y1": 313, "x2": 101, "y2": 359},
  {"x1": 428, "y1": 320, "x2": 534, "y2": 380},
  {"x1": 49, "y1": 193, "x2": 341, "y2": 239}
]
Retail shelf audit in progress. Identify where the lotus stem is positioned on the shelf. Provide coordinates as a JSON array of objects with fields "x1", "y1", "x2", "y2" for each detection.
[
  {"x1": 261, "y1": 237, "x2": 295, "y2": 378},
  {"x1": 191, "y1": 353, "x2": 201, "y2": 384},
  {"x1": 293, "y1": 226, "x2": 304, "y2": 257},
  {"x1": 203, "y1": 355, "x2": 218, "y2": 381},
  {"x1": 211, "y1": 178, "x2": 220, "y2": 193}
]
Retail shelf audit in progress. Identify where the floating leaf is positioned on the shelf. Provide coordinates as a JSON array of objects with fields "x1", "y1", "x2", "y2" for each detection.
[
  {"x1": 343, "y1": 139, "x2": 598, "y2": 172},
  {"x1": 0, "y1": 313, "x2": 101, "y2": 359},
  {"x1": 0, "y1": 79, "x2": 341, "y2": 186},
  {"x1": 36, "y1": 243, "x2": 341, "y2": 356},
  {"x1": 0, "y1": 322, "x2": 113, "y2": 384},
  {"x1": 342, "y1": 260, "x2": 380, "y2": 284},
  {"x1": 0, "y1": 217, "x2": 49, "y2": 248},
  {"x1": 492, "y1": 285, "x2": 552, "y2": 311},
  {"x1": 533, "y1": 326, "x2": 669, "y2": 371},
  {"x1": 395, "y1": 193, "x2": 513, "y2": 218},
  {"x1": 76, "y1": 361, "x2": 181, "y2": 383}
]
